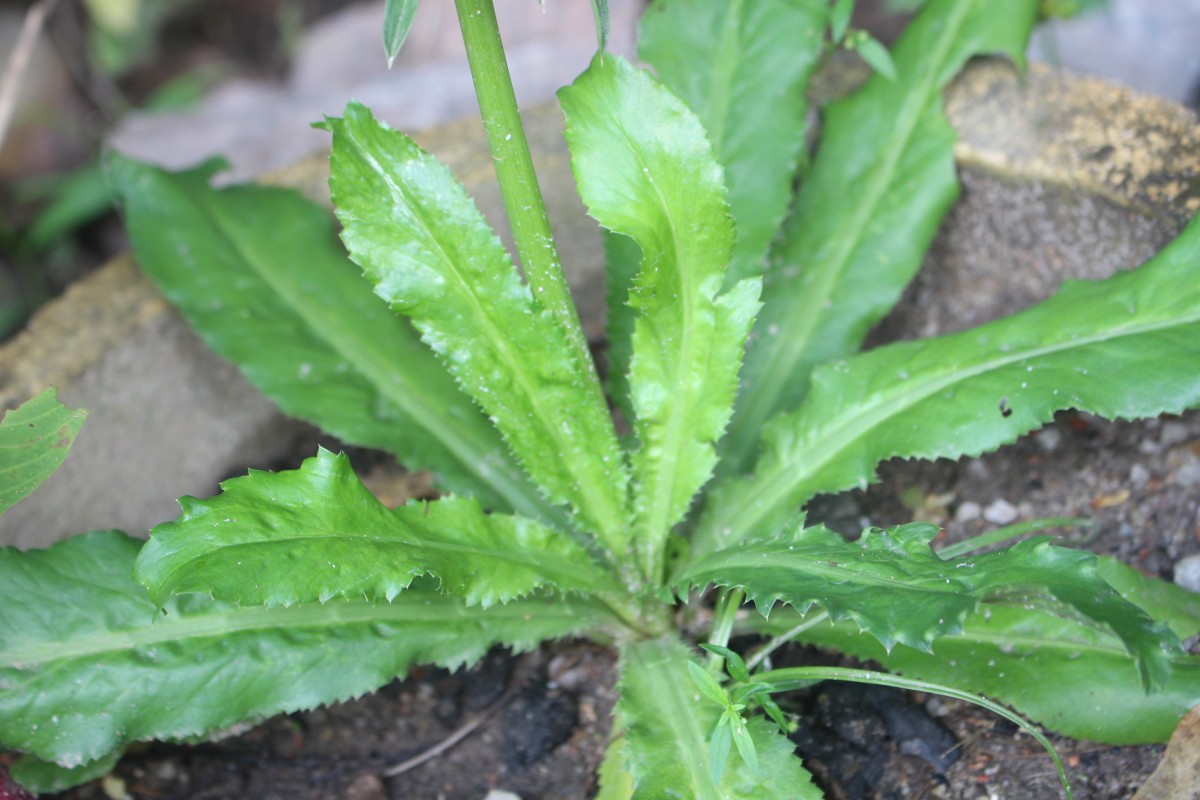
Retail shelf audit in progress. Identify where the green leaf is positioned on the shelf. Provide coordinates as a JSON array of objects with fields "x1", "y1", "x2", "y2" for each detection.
[
  {"x1": 134, "y1": 448, "x2": 620, "y2": 609},
  {"x1": 383, "y1": 0, "x2": 419, "y2": 67},
  {"x1": 850, "y1": 31, "x2": 898, "y2": 80},
  {"x1": 325, "y1": 103, "x2": 629, "y2": 553},
  {"x1": 701, "y1": 212, "x2": 1200, "y2": 553},
  {"x1": 615, "y1": 637, "x2": 819, "y2": 799},
  {"x1": 0, "y1": 388, "x2": 86, "y2": 516},
  {"x1": 559, "y1": 56, "x2": 760, "y2": 580},
  {"x1": 1098, "y1": 557, "x2": 1200, "y2": 639},
  {"x1": 105, "y1": 155, "x2": 549, "y2": 522},
  {"x1": 0, "y1": 530, "x2": 611, "y2": 777},
  {"x1": 728, "y1": 710, "x2": 758, "y2": 775},
  {"x1": 596, "y1": 735, "x2": 635, "y2": 800},
  {"x1": 688, "y1": 660, "x2": 730, "y2": 706},
  {"x1": 677, "y1": 523, "x2": 1179, "y2": 690},
  {"x1": 757, "y1": 604, "x2": 1200, "y2": 745},
  {"x1": 601, "y1": 231, "x2": 642, "y2": 425},
  {"x1": 724, "y1": 0, "x2": 1038, "y2": 471},
  {"x1": 701, "y1": 643, "x2": 751, "y2": 683},
  {"x1": 707, "y1": 716, "x2": 733, "y2": 784},
  {"x1": 830, "y1": 0, "x2": 854, "y2": 42},
  {"x1": 10, "y1": 750, "x2": 122, "y2": 795},
  {"x1": 638, "y1": 0, "x2": 827, "y2": 288}
]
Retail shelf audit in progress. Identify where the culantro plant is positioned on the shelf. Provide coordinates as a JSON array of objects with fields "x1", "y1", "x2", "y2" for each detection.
[{"x1": 3, "y1": 0, "x2": 1200, "y2": 797}]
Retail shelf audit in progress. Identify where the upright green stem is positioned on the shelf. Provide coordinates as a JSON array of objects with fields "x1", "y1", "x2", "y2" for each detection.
[
  {"x1": 706, "y1": 588, "x2": 745, "y2": 669},
  {"x1": 453, "y1": 0, "x2": 595, "y2": 371}
]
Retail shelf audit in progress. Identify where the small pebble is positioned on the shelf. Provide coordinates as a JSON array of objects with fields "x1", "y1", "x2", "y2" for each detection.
[
  {"x1": 955, "y1": 501, "x2": 982, "y2": 523},
  {"x1": 966, "y1": 460, "x2": 991, "y2": 480},
  {"x1": 1139, "y1": 439, "x2": 1163, "y2": 455},
  {"x1": 1174, "y1": 461, "x2": 1200, "y2": 489},
  {"x1": 1036, "y1": 427, "x2": 1061, "y2": 452},
  {"x1": 1129, "y1": 463, "x2": 1151, "y2": 488},
  {"x1": 1173, "y1": 554, "x2": 1200, "y2": 593},
  {"x1": 983, "y1": 499, "x2": 1018, "y2": 525},
  {"x1": 1161, "y1": 421, "x2": 1191, "y2": 447}
]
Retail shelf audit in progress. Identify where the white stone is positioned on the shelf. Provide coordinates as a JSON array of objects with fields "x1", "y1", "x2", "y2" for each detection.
[
  {"x1": 983, "y1": 499, "x2": 1019, "y2": 526},
  {"x1": 1173, "y1": 554, "x2": 1200, "y2": 593},
  {"x1": 955, "y1": 501, "x2": 982, "y2": 523}
]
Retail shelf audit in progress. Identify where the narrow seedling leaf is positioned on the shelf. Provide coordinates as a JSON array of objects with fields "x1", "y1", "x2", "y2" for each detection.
[
  {"x1": 850, "y1": 31, "x2": 899, "y2": 80},
  {"x1": 707, "y1": 717, "x2": 733, "y2": 784},
  {"x1": 1, "y1": 531, "x2": 612, "y2": 771},
  {"x1": 700, "y1": 643, "x2": 751, "y2": 683},
  {"x1": 831, "y1": 0, "x2": 854, "y2": 42},
  {"x1": 560, "y1": 55, "x2": 760, "y2": 580},
  {"x1": 134, "y1": 449, "x2": 620, "y2": 609},
  {"x1": 729, "y1": 711, "x2": 759, "y2": 775},
  {"x1": 678, "y1": 523, "x2": 1179, "y2": 690},
  {"x1": 0, "y1": 388, "x2": 86, "y2": 516},
  {"x1": 688, "y1": 660, "x2": 730, "y2": 707},
  {"x1": 383, "y1": 0, "x2": 420, "y2": 67},
  {"x1": 325, "y1": 103, "x2": 629, "y2": 553},
  {"x1": 106, "y1": 155, "x2": 550, "y2": 522}
]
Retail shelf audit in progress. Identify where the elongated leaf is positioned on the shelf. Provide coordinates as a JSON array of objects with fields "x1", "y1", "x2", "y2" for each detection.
[
  {"x1": 639, "y1": 0, "x2": 827, "y2": 288},
  {"x1": 0, "y1": 388, "x2": 86, "y2": 516},
  {"x1": 677, "y1": 523, "x2": 1178, "y2": 690},
  {"x1": 106, "y1": 155, "x2": 549, "y2": 522},
  {"x1": 0, "y1": 530, "x2": 611, "y2": 777},
  {"x1": 756, "y1": 605, "x2": 1200, "y2": 745},
  {"x1": 383, "y1": 0, "x2": 419, "y2": 67},
  {"x1": 615, "y1": 636, "x2": 819, "y2": 799},
  {"x1": 325, "y1": 103, "x2": 629, "y2": 552},
  {"x1": 700, "y1": 212, "x2": 1200, "y2": 553},
  {"x1": 560, "y1": 56, "x2": 760, "y2": 580},
  {"x1": 135, "y1": 449, "x2": 620, "y2": 608},
  {"x1": 603, "y1": 0, "x2": 825, "y2": 424},
  {"x1": 724, "y1": 0, "x2": 1038, "y2": 471}
]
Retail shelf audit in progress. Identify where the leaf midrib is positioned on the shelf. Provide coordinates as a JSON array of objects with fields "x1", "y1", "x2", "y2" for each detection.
[
  {"x1": 1, "y1": 596, "x2": 604, "y2": 668},
  {"x1": 618, "y1": 113, "x2": 706, "y2": 575},
  {"x1": 720, "y1": 305, "x2": 1200, "y2": 541}
]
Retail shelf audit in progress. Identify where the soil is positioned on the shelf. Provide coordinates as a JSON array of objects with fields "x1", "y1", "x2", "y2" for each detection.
[{"x1": 4, "y1": 3, "x2": 1200, "y2": 800}]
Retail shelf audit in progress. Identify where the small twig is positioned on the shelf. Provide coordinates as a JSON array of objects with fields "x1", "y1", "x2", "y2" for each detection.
[
  {"x1": 381, "y1": 663, "x2": 526, "y2": 778},
  {"x1": 0, "y1": 0, "x2": 63, "y2": 152}
]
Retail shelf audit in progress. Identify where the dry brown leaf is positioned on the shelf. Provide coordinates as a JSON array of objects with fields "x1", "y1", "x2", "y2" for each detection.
[{"x1": 1134, "y1": 704, "x2": 1200, "y2": 800}]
